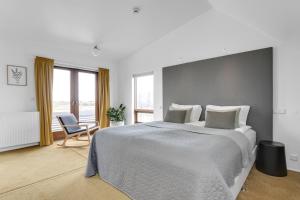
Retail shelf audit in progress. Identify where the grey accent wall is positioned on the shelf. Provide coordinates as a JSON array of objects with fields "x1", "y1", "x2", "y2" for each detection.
[{"x1": 163, "y1": 48, "x2": 273, "y2": 142}]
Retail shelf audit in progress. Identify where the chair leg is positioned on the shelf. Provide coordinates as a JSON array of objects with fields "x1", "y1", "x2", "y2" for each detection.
[
  {"x1": 87, "y1": 131, "x2": 91, "y2": 144},
  {"x1": 76, "y1": 134, "x2": 81, "y2": 140},
  {"x1": 58, "y1": 132, "x2": 90, "y2": 147},
  {"x1": 58, "y1": 137, "x2": 68, "y2": 147},
  {"x1": 62, "y1": 137, "x2": 68, "y2": 147}
]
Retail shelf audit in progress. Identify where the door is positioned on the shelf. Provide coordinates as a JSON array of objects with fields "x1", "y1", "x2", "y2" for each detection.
[
  {"x1": 52, "y1": 68, "x2": 71, "y2": 132},
  {"x1": 78, "y1": 71, "x2": 96, "y2": 122},
  {"x1": 52, "y1": 67, "x2": 97, "y2": 133}
]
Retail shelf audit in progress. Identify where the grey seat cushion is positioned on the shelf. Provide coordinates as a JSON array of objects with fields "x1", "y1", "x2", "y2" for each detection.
[
  {"x1": 164, "y1": 110, "x2": 187, "y2": 123},
  {"x1": 58, "y1": 115, "x2": 84, "y2": 134},
  {"x1": 205, "y1": 110, "x2": 238, "y2": 129}
]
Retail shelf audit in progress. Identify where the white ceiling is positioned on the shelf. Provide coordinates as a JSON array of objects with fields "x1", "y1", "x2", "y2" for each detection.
[
  {"x1": 1, "y1": 0, "x2": 300, "y2": 62},
  {"x1": 0, "y1": 0, "x2": 211, "y2": 61},
  {"x1": 209, "y1": 0, "x2": 300, "y2": 41}
]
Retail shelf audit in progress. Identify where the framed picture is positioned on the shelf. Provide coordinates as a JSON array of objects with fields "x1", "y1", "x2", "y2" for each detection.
[{"x1": 7, "y1": 65, "x2": 27, "y2": 86}]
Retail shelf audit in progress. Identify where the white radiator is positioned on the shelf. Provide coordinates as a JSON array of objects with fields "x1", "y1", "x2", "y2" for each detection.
[{"x1": 0, "y1": 112, "x2": 40, "y2": 152}]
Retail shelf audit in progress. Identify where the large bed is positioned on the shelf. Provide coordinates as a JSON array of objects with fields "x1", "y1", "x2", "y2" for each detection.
[
  {"x1": 86, "y1": 121, "x2": 257, "y2": 200},
  {"x1": 86, "y1": 48, "x2": 272, "y2": 200}
]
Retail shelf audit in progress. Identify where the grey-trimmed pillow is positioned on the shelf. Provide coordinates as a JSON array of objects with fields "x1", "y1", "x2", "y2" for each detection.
[
  {"x1": 184, "y1": 108, "x2": 193, "y2": 123},
  {"x1": 233, "y1": 108, "x2": 241, "y2": 128},
  {"x1": 206, "y1": 108, "x2": 241, "y2": 128},
  {"x1": 205, "y1": 110, "x2": 240, "y2": 129},
  {"x1": 164, "y1": 110, "x2": 188, "y2": 123}
]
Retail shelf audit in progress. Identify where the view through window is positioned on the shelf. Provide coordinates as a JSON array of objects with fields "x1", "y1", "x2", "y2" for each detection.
[
  {"x1": 133, "y1": 73, "x2": 154, "y2": 123},
  {"x1": 52, "y1": 68, "x2": 96, "y2": 132},
  {"x1": 52, "y1": 69, "x2": 71, "y2": 131},
  {"x1": 78, "y1": 72, "x2": 96, "y2": 122}
]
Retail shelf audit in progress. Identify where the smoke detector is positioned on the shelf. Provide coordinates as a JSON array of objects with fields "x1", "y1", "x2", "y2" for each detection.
[
  {"x1": 133, "y1": 7, "x2": 141, "y2": 14},
  {"x1": 91, "y1": 45, "x2": 101, "y2": 56}
]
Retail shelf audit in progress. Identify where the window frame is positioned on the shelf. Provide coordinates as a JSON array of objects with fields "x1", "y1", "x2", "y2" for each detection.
[
  {"x1": 52, "y1": 66, "x2": 98, "y2": 137},
  {"x1": 133, "y1": 72, "x2": 154, "y2": 123}
]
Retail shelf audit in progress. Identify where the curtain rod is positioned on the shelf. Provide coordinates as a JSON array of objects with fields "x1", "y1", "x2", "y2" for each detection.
[
  {"x1": 54, "y1": 61, "x2": 98, "y2": 72},
  {"x1": 132, "y1": 71, "x2": 154, "y2": 77}
]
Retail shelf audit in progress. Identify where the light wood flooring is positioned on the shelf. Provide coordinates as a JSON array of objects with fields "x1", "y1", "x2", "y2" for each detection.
[{"x1": 0, "y1": 138, "x2": 299, "y2": 200}]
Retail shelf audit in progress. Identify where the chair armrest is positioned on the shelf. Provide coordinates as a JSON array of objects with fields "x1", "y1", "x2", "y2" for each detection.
[
  {"x1": 78, "y1": 121, "x2": 98, "y2": 124},
  {"x1": 78, "y1": 121, "x2": 99, "y2": 126},
  {"x1": 61, "y1": 124, "x2": 88, "y2": 129}
]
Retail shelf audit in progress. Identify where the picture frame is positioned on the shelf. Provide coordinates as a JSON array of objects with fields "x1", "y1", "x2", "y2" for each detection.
[{"x1": 7, "y1": 65, "x2": 27, "y2": 86}]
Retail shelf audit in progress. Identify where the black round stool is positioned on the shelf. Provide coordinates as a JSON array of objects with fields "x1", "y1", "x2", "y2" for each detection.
[{"x1": 256, "y1": 140, "x2": 287, "y2": 177}]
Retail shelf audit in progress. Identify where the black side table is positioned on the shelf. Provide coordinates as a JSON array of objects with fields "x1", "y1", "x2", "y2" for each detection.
[{"x1": 256, "y1": 140, "x2": 287, "y2": 177}]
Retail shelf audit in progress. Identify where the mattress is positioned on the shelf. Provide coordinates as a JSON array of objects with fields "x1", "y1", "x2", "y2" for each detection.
[
  {"x1": 230, "y1": 145, "x2": 257, "y2": 199},
  {"x1": 86, "y1": 122, "x2": 253, "y2": 200},
  {"x1": 243, "y1": 129, "x2": 256, "y2": 150},
  {"x1": 187, "y1": 121, "x2": 256, "y2": 150}
]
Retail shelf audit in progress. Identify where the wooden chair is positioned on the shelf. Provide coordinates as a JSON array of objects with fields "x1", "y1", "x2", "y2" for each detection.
[{"x1": 56, "y1": 114, "x2": 99, "y2": 147}]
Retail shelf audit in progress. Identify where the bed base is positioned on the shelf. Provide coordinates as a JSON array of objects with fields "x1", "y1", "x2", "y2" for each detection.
[{"x1": 230, "y1": 145, "x2": 257, "y2": 199}]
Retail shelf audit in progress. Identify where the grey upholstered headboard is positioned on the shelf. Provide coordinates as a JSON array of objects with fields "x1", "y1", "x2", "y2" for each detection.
[{"x1": 163, "y1": 47, "x2": 273, "y2": 143}]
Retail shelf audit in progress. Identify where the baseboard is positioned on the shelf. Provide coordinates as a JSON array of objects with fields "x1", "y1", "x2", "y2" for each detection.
[
  {"x1": 0, "y1": 142, "x2": 40, "y2": 152},
  {"x1": 288, "y1": 167, "x2": 300, "y2": 173}
]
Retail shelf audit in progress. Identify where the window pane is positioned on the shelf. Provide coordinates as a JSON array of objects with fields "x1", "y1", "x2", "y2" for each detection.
[
  {"x1": 78, "y1": 72, "x2": 96, "y2": 122},
  {"x1": 137, "y1": 113, "x2": 154, "y2": 123},
  {"x1": 136, "y1": 75, "x2": 153, "y2": 109},
  {"x1": 52, "y1": 69, "x2": 71, "y2": 131}
]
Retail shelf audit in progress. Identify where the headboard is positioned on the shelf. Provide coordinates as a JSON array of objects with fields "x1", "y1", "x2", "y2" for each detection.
[{"x1": 163, "y1": 48, "x2": 273, "y2": 142}]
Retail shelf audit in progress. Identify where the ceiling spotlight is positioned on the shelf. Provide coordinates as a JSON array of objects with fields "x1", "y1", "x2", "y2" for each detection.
[
  {"x1": 92, "y1": 45, "x2": 101, "y2": 56},
  {"x1": 133, "y1": 7, "x2": 141, "y2": 14}
]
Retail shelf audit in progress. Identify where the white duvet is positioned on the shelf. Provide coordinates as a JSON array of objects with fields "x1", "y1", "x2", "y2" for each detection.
[{"x1": 186, "y1": 121, "x2": 256, "y2": 149}]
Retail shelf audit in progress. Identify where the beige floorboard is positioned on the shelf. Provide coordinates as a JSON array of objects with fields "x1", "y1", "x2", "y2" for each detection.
[
  {"x1": 58, "y1": 136, "x2": 91, "y2": 158},
  {"x1": 237, "y1": 167, "x2": 300, "y2": 200},
  {"x1": 0, "y1": 144, "x2": 86, "y2": 194},
  {"x1": 70, "y1": 147, "x2": 90, "y2": 159},
  {"x1": 1, "y1": 140, "x2": 299, "y2": 200},
  {"x1": 0, "y1": 168, "x2": 130, "y2": 200}
]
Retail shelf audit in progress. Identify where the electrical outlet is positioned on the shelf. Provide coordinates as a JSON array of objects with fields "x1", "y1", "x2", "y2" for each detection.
[
  {"x1": 290, "y1": 154, "x2": 298, "y2": 161},
  {"x1": 273, "y1": 109, "x2": 287, "y2": 114}
]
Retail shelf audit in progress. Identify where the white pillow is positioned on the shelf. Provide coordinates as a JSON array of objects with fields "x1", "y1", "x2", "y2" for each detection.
[
  {"x1": 187, "y1": 120, "x2": 252, "y2": 134},
  {"x1": 186, "y1": 121, "x2": 206, "y2": 127},
  {"x1": 235, "y1": 125, "x2": 252, "y2": 134},
  {"x1": 169, "y1": 103, "x2": 202, "y2": 122},
  {"x1": 205, "y1": 105, "x2": 250, "y2": 126}
]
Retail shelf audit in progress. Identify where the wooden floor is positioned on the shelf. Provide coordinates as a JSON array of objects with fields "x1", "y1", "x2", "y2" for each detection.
[{"x1": 0, "y1": 138, "x2": 299, "y2": 200}]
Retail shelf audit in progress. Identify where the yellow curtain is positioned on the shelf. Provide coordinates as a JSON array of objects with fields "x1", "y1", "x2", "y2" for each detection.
[
  {"x1": 97, "y1": 68, "x2": 110, "y2": 128},
  {"x1": 34, "y1": 56, "x2": 54, "y2": 146}
]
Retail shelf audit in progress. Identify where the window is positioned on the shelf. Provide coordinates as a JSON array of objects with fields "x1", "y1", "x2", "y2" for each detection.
[
  {"x1": 52, "y1": 67, "x2": 97, "y2": 132},
  {"x1": 133, "y1": 73, "x2": 154, "y2": 123},
  {"x1": 52, "y1": 69, "x2": 71, "y2": 131},
  {"x1": 78, "y1": 72, "x2": 96, "y2": 122}
]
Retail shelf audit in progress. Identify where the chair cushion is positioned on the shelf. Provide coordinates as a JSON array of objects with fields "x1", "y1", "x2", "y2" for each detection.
[{"x1": 58, "y1": 115, "x2": 84, "y2": 134}]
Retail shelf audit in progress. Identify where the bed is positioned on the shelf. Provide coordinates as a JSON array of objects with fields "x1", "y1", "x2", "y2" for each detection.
[
  {"x1": 86, "y1": 121, "x2": 256, "y2": 200},
  {"x1": 86, "y1": 48, "x2": 272, "y2": 200}
]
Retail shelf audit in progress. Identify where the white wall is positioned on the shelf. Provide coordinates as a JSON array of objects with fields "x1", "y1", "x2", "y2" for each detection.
[
  {"x1": 273, "y1": 37, "x2": 300, "y2": 172},
  {"x1": 117, "y1": 10, "x2": 300, "y2": 171},
  {"x1": 0, "y1": 39, "x2": 118, "y2": 113}
]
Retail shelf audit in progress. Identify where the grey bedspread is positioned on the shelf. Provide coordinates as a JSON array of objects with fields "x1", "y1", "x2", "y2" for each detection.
[{"x1": 86, "y1": 121, "x2": 251, "y2": 200}]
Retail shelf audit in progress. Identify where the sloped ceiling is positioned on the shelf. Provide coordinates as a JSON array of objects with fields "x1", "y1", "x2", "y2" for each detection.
[
  {"x1": 0, "y1": 0, "x2": 298, "y2": 62},
  {"x1": 209, "y1": 0, "x2": 300, "y2": 41},
  {"x1": 0, "y1": 0, "x2": 211, "y2": 62}
]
